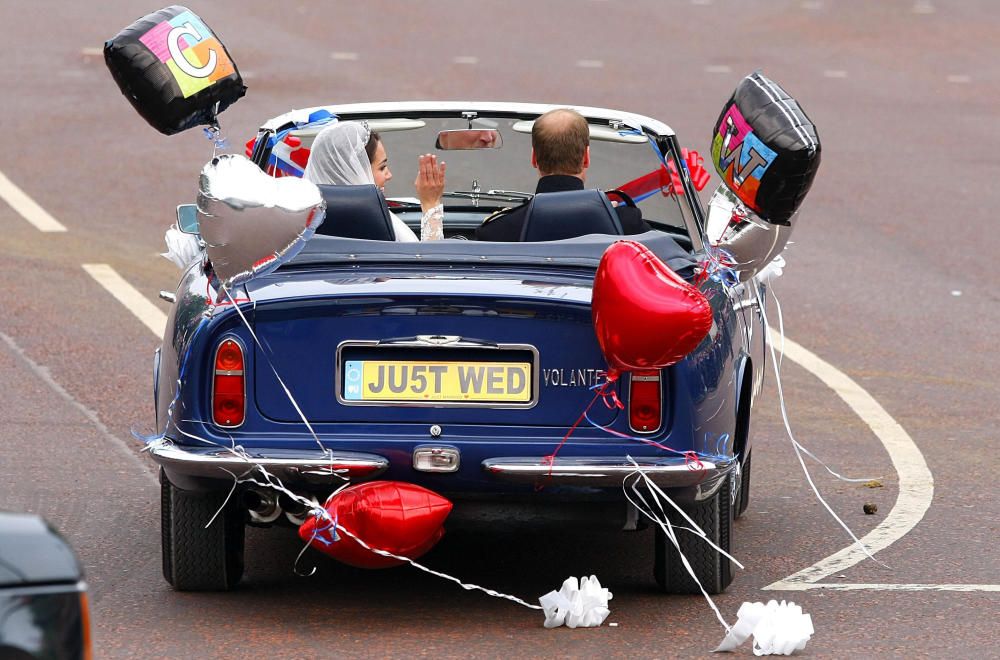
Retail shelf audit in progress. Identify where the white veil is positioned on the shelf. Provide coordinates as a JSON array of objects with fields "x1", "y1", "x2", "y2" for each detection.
[
  {"x1": 303, "y1": 121, "x2": 374, "y2": 186},
  {"x1": 301, "y1": 120, "x2": 421, "y2": 242}
]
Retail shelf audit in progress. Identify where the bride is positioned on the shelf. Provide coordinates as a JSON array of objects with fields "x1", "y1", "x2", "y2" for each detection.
[{"x1": 304, "y1": 121, "x2": 446, "y2": 241}]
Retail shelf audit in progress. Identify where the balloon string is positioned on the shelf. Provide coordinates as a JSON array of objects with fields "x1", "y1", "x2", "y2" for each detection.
[
  {"x1": 764, "y1": 283, "x2": 878, "y2": 483},
  {"x1": 154, "y1": 428, "x2": 544, "y2": 611},
  {"x1": 301, "y1": 507, "x2": 544, "y2": 611},
  {"x1": 219, "y1": 285, "x2": 344, "y2": 480},
  {"x1": 593, "y1": 379, "x2": 624, "y2": 410},
  {"x1": 547, "y1": 377, "x2": 724, "y2": 476},
  {"x1": 581, "y1": 411, "x2": 711, "y2": 473},
  {"x1": 755, "y1": 284, "x2": 886, "y2": 567},
  {"x1": 622, "y1": 458, "x2": 739, "y2": 635},
  {"x1": 542, "y1": 390, "x2": 603, "y2": 477}
]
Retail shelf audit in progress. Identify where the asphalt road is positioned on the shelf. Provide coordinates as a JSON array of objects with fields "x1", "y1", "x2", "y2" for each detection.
[{"x1": 1, "y1": 0, "x2": 998, "y2": 657}]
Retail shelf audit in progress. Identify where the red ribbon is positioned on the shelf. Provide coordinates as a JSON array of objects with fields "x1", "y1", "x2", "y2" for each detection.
[{"x1": 615, "y1": 149, "x2": 711, "y2": 201}]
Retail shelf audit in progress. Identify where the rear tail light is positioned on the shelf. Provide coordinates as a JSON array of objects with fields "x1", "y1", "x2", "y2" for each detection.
[
  {"x1": 628, "y1": 370, "x2": 662, "y2": 434},
  {"x1": 213, "y1": 338, "x2": 245, "y2": 427}
]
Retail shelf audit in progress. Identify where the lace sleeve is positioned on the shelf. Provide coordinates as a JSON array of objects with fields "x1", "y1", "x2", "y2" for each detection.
[{"x1": 420, "y1": 203, "x2": 444, "y2": 241}]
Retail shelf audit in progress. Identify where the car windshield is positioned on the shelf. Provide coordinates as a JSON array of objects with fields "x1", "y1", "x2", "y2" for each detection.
[{"x1": 289, "y1": 114, "x2": 690, "y2": 231}]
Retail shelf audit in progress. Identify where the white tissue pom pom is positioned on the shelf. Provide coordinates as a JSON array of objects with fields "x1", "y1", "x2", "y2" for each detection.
[
  {"x1": 161, "y1": 227, "x2": 203, "y2": 269},
  {"x1": 539, "y1": 576, "x2": 613, "y2": 629},
  {"x1": 714, "y1": 600, "x2": 813, "y2": 655}
]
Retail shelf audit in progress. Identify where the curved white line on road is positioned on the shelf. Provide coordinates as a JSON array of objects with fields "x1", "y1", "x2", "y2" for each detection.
[{"x1": 763, "y1": 330, "x2": 935, "y2": 589}]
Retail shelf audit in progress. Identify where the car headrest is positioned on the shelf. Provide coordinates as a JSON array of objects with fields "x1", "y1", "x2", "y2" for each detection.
[
  {"x1": 315, "y1": 184, "x2": 395, "y2": 241},
  {"x1": 519, "y1": 189, "x2": 623, "y2": 241}
]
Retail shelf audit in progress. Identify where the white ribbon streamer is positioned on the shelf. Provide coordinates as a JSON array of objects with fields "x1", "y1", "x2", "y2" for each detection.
[
  {"x1": 756, "y1": 284, "x2": 884, "y2": 566},
  {"x1": 622, "y1": 457, "x2": 743, "y2": 635},
  {"x1": 765, "y1": 283, "x2": 875, "y2": 483},
  {"x1": 714, "y1": 600, "x2": 814, "y2": 655},
  {"x1": 156, "y1": 430, "x2": 546, "y2": 611}
]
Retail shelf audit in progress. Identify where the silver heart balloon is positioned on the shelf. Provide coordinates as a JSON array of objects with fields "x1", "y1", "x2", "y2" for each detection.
[
  {"x1": 197, "y1": 154, "x2": 326, "y2": 290},
  {"x1": 705, "y1": 184, "x2": 792, "y2": 282}
]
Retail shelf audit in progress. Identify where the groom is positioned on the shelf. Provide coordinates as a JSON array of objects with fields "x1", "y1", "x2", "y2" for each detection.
[{"x1": 475, "y1": 108, "x2": 650, "y2": 241}]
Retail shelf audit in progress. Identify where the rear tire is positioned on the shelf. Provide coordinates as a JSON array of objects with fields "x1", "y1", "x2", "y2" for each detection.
[
  {"x1": 161, "y1": 471, "x2": 245, "y2": 591},
  {"x1": 653, "y1": 474, "x2": 734, "y2": 594}
]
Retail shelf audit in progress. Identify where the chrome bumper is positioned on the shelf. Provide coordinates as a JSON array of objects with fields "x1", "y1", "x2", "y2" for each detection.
[
  {"x1": 150, "y1": 443, "x2": 389, "y2": 486},
  {"x1": 482, "y1": 456, "x2": 733, "y2": 488}
]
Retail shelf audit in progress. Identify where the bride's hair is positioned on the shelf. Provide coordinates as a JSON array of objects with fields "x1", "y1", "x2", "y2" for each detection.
[{"x1": 364, "y1": 130, "x2": 382, "y2": 164}]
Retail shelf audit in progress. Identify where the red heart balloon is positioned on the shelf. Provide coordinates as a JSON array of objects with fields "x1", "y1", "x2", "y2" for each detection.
[
  {"x1": 592, "y1": 241, "x2": 712, "y2": 378},
  {"x1": 299, "y1": 481, "x2": 453, "y2": 569}
]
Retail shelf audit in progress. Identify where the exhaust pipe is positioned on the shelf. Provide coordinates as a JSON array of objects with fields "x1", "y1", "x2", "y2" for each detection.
[
  {"x1": 244, "y1": 489, "x2": 281, "y2": 524},
  {"x1": 282, "y1": 493, "x2": 319, "y2": 526}
]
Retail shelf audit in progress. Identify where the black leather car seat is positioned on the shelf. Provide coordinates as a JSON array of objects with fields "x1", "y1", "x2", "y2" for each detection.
[
  {"x1": 519, "y1": 189, "x2": 623, "y2": 241},
  {"x1": 315, "y1": 184, "x2": 396, "y2": 241}
]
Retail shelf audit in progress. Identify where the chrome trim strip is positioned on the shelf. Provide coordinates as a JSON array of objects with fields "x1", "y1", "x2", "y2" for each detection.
[
  {"x1": 334, "y1": 339, "x2": 540, "y2": 409},
  {"x1": 150, "y1": 442, "x2": 389, "y2": 483},
  {"x1": 261, "y1": 102, "x2": 677, "y2": 138},
  {"x1": 482, "y1": 457, "x2": 731, "y2": 487}
]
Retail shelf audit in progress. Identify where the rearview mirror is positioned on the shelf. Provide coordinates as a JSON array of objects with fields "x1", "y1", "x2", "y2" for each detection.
[
  {"x1": 435, "y1": 129, "x2": 502, "y2": 150},
  {"x1": 176, "y1": 204, "x2": 199, "y2": 234}
]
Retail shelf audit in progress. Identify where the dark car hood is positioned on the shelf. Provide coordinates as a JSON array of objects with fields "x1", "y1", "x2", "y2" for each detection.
[{"x1": 0, "y1": 513, "x2": 82, "y2": 587}]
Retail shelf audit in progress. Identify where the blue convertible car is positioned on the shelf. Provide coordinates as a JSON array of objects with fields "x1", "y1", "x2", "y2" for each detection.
[{"x1": 151, "y1": 102, "x2": 769, "y2": 595}]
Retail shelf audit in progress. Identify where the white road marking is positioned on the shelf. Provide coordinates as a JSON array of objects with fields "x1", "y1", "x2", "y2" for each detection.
[
  {"x1": 0, "y1": 169, "x2": 67, "y2": 232},
  {"x1": 330, "y1": 52, "x2": 359, "y2": 61},
  {"x1": 800, "y1": 0, "x2": 823, "y2": 9},
  {"x1": 690, "y1": 0, "x2": 713, "y2": 5},
  {"x1": 823, "y1": 70, "x2": 848, "y2": 78},
  {"x1": 947, "y1": 74, "x2": 971, "y2": 84},
  {"x1": 767, "y1": 583, "x2": 1000, "y2": 592},
  {"x1": 82, "y1": 264, "x2": 167, "y2": 338},
  {"x1": 763, "y1": 331, "x2": 941, "y2": 591},
  {"x1": 912, "y1": 0, "x2": 935, "y2": 14},
  {"x1": 705, "y1": 64, "x2": 732, "y2": 74},
  {"x1": 453, "y1": 56, "x2": 479, "y2": 65},
  {"x1": 0, "y1": 331, "x2": 158, "y2": 485},
  {"x1": 576, "y1": 60, "x2": 604, "y2": 69},
  {"x1": 80, "y1": 46, "x2": 103, "y2": 56}
]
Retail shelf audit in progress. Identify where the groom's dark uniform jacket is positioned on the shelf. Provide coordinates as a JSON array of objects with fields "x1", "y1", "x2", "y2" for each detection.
[{"x1": 474, "y1": 175, "x2": 650, "y2": 242}]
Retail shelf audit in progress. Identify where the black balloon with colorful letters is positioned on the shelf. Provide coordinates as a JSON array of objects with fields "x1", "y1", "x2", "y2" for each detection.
[
  {"x1": 104, "y1": 5, "x2": 246, "y2": 135},
  {"x1": 711, "y1": 72, "x2": 821, "y2": 226}
]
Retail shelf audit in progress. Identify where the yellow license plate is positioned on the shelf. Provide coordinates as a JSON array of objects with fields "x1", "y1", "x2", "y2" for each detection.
[{"x1": 342, "y1": 360, "x2": 532, "y2": 403}]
